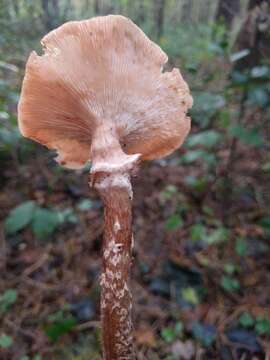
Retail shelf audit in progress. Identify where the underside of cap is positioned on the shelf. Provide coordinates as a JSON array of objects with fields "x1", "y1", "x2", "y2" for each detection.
[{"x1": 18, "y1": 15, "x2": 192, "y2": 169}]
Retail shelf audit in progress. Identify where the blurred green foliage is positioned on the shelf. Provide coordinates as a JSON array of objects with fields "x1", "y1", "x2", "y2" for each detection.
[
  {"x1": 0, "y1": 334, "x2": 13, "y2": 349},
  {"x1": 161, "y1": 321, "x2": 183, "y2": 343},
  {"x1": 0, "y1": 289, "x2": 17, "y2": 315},
  {"x1": 4, "y1": 200, "x2": 77, "y2": 239}
]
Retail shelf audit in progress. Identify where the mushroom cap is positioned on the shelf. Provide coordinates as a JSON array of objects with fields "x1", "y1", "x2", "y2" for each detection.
[{"x1": 18, "y1": 15, "x2": 192, "y2": 169}]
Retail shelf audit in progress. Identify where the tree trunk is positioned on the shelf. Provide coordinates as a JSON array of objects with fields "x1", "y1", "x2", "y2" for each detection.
[
  {"x1": 199, "y1": 0, "x2": 215, "y2": 23},
  {"x1": 234, "y1": 0, "x2": 270, "y2": 69},
  {"x1": 90, "y1": 124, "x2": 139, "y2": 359},
  {"x1": 181, "y1": 0, "x2": 193, "y2": 24},
  {"x1": 12, "y1": 0, "x2": 19, "y2": 16},
  {"x1": 136, "y1": 0, "x2": 145, "y2": 25},
  {"x1": 154, "y1": 0, "x2": 166, "y2": 39},
  {"x1": 63, "y1": 0, "x2": 71, "y2": 19},
  {"x1": 248, "y1": 0, "x2": 264, "y2": 10},
  {"x1": 41, "y1": 0, "x2": 52, "y2": 30},
  {"x1": 215, "y1": 0, "x2": 240, "y2": 28},
  {"x1": 94, "y1": 0, "x2": 100, "y2": 14},
  {"x1": 41, "y1": 0, "x2": 60, "y2": 31}
]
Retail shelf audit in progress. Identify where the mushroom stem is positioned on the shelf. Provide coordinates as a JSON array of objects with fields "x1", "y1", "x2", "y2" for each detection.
[
  {"x1": 90, "y1": 130, "x2": 139, "y2": 360},
  {"x1": 94, "y1": 172, "x2": 134, "y2": 359}
]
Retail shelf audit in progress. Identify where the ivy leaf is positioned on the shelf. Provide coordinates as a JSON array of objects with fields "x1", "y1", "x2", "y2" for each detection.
[
  {"x1": 255, "y1": 316, "x2": 270, "y2": 336},
  {"x1": 190, "y1": 224, "x2": 207, "y2": 242},
  {"x1": 191, "y1": 92, "x2": 225, "y2": 127},
  {"x1": 161, "y1": 327, "x2": 175, "y2": 343},
  {"x1": 239, "y1": 313, "x2": 255, "y2": 328},
  {"x1": 0, "y1": 289, "x2": 17, "y2": 313},
  {"x1": 221, "y1": 276, "x2": 240, "y2": 292},
  {"x1": 247, "y1": 88, "x2": 269, "y2": 108},
  {"x1": 262, "y1": 162, "x2": 270, "y2": 172},
  {"x1": 235, "y1": 237, "x2": 248, "y2": 257},
  {"x1": 5, "y1": 201, "x2": 36, "y2": 235},
  {"x1": 165, "y1": 214, "x2": 183, "y2": 231},
  {"x1": 45, "y1": 317, "x2": 77, "y2": 341},
  {"x1": 56, "y1": 208, "x2": 78, "y2": 224},
  {"x1": 186, "y1": 130, "x2": 221, "y2": 148},
  {"x1": 182, "y1": 150, "x2": 216, "y2": 165},
  {"x1": 259, "y1": 217, "x2": 270, "y2": 235},
  {"x1": 33, "y1": 356, "x2": 42, "y2": 360},
  {"x1": 77, "y1": 199, "x2": 93, "y2": 211},
  {"x1": 184, "y1": 176, "x2": 209, "y2": 192},
  {"x1": 32, "y1": 208, "x2": 60, "y2": 240},
  {"x1": 0, "y1": 334, "x2": 13, "y2": 348},
  {"x1": 224, "y1": 263, "x2": 236, "y2": 275},
  {"x1": 230, "y1": 125, "x2": 264, "y2": 147}
]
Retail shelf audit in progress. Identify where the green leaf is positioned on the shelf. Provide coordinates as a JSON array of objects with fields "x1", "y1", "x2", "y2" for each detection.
[
  {"x1": 190, "y1": 224, "x2": 207, "y2": 242},
  {"x1": 255, "y1": 316, "x2": 270, "y2": 335},
  {"x1": 0, "y1": 289, "x2": 17, "y2": 313},
  {"x1": 191, "y1": 92, "x2": 225, "y2": 127},
  {"x1": 33, "y1": 356, "x2": 42, "y2": 360},
  {"x1": 221, "y1": 276, "x2": 240, "y2": 292},
  {"x1": 259, "y1": 217, "x2": 270, "y2": 235},
  {"x1": 230, "y1": 125, "x2": 264, "y2": 147},
  {"x1": 239, "y1": 313, "x2": 255, "y2": 328},
  {"x1": 247, "y1": 88, "x2": 269, "y2": 107},
  {"x1": 184, "y1": 176, "x2": 208, "y2": 192},
  {"x1": 235, "y1": 237, "x2": 248, "y2": 257},
  {"x1": 182, "y1": 150, "x2": 216, "y2": 165},
  {"x1": 0, "y1": 127, "x2": 21, "y2": 148},
  {"x1": 174, "y1": 321, "x2": 184, "y2": 334},
  {"x1": 20, "y1": 356, "x2": 30, "y2": 360},
  {"x1": 56, "y1": 208, "x2": 78, "y2": 224},
  {"x1": 224, "y1": 263, "x2": 236, "y2": 275},
  {"x1": 231, "y1": 70, "x2": 249, "y2": 86},
  {"x1": 251, "y1": 66, "x2": 269, "y2": 79},
  {"x1": 181, "y1": 287, "x2": 199, "y2": 305},
  {"x1": 45, "y1": 317, "x2": 77, "y2": 342},
  {"x1": 32, "y1": 208, "x2": 59, "y2": 240},
  {"x1": 218, "y1": 109, "x2": 231, "y2": 129},
  {"x1": 165, "y1": 214, "x2": 183, "y2": 231},
  {"x1": 0, "y1": 334, "x2": 13, "y2": 348},
  {"x1": 47, "y1": 310, "x2": 66, "y2": 323},
  {"x1": 161, "y1": 327, "x2": 175, "y2": 343},
  {"x1": 206, "y1": 227, "x2": 229, "y2": 245},
  {"x1": 4, "y1": 201, "x2": 36, "y2": 235},
  {"x1": 186, "y1": 130, "x2": 221, "y2": 148},
  {"x1": 77, "y1": 199, "x2": 93, "y2": 211},
  {"x1": 202, "y1": 206, "x2": 214, "y2": 216},
  {"x1": 0, "y1": 111, "x2": 9, "y2": 120},
  {"x1": 159, "y1": 185, "x2": 178, "y2": 201},
  {"x1": 262, "y1": 162, "x2": 270, "y2": 172},
  {"x1": 230, "y1": 49, "x2": 250, "y2": 62}
]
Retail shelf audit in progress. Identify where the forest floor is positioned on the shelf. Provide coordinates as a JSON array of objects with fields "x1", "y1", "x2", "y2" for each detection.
[{"x1": 1, "y1": 138, "x2": 270, "y2": 360}]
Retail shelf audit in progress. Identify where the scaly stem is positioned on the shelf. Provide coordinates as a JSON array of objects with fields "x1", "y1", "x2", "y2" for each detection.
[
  {"x1": 95, "y1": 172, "x2": 134, "y2": 359},
  {"x1": 90, "y1": 124, "x2": 139, "y2": 359}
]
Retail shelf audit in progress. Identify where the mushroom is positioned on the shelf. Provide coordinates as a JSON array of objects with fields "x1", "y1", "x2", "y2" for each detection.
[{"x1": 18, "y1": 15, "x2": 192, "y2": 360}]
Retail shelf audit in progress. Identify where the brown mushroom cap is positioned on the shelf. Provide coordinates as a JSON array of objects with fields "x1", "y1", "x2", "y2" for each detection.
[{"x1": 18, "y1": 15, "x2": 192, "y2": 169}]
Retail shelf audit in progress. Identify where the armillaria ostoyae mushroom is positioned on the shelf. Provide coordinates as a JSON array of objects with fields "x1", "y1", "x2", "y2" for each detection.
[{"x1": 18, "y1": 15, "x2": 192, "y2": 360}]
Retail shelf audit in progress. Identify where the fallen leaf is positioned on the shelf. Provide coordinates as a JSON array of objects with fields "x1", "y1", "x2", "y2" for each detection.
[{"x1": 134, "y1": 326, "x2": 156, "y2": 348}]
